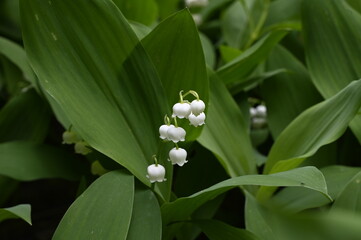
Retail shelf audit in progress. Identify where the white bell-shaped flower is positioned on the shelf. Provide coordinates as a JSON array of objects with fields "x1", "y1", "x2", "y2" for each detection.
[
  {"x1": 147, "y1": 164, "x2": 166, "y2": 183},
  {"x1": 252, "y1": 117, "x2": 267, "y2": 129},
  {"x1": 74, "y1": 141, "x2": 92, "y2": 155},
  {"x1": 185, "y1": 0, "x2": 208, "y2": 8},
  {"x1": 167, "y1": 126, "x2": 186, "y2": 143},
  {"x1": 62, "y1": 130, "x2": 81, "y2": 144},
  {"x1": 169, "y1": 147, "x2": 188, "y2": 166},
  {"x1": 188, "y1": 112, "x2": 206, "y2": 127},
  {"x1": 249, "y1": 107, "x2": 257, "y2": 118},
  {"x1": 159, "y1": 124, "x2": 175, "y2": 140},
  {"x1": 190, "y1": 99, "x2": 205, "y2": 116},
  {"x1": 256, "y1": 105, "x2": 267, "y2": 118},
  {"x1": 172, "y1": 102, "x2": 191, "y2": 119}
]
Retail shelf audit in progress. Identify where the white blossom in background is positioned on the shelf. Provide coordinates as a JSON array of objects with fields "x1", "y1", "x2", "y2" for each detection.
[
  {"x1": 172, "y1": 102, "x2": 191, "y2": 119},
  {"x1": 191, "y1": 14, "x2": 203, "y2": 26},
  {"x1": 167, "y1": 126, "x2": 186, "y2": 143},
  {"x1": 185, "y1": 0, "x2": 209, "y2": 8},
  {"x1": 250, "y1": 104, "x2": 267, "y2": 129},
  {"x1": 159, "y1": 124, "x2": 175, "y2": 140},
  {"x1": 62, "y1": 130, "x2": 81, "y2": 144},
  {"x1": 169, "y1": 147, "x2": 188, "y2": 166},
  {"x1": 74, "y1": 141, "x2": 92, "y2": 155},
  {"x1": 147, "y1": 164, "x2": 166, "y2": 183},
  {"x1": 190, "y1": 99, "x2": 205, "y2": 116},
  {"x1": 188, "y1": 112, "x2": 206, "y2": 127}
]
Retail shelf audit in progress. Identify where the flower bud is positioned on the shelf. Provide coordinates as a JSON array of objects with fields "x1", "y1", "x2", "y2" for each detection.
[
  {"x1": 74, "y1": 141, "x2": 92, "y2": 155},
  {"x1": 167, "y1": 126, "x2": 186, "y2": 143},
  {"x1": 188, "y1": 112, "x2": 206, "y2": 127},
  {"x1": 147, "y1": 164, "x2": 166, "y2": 183},
  {"x1": 172, "y1": 102, "x2": 191, "y2": 119},
  {"x1": 62, "y1": 130, "x2": 81, "y2": 144},
  {"x1": 256, "y1": 105, "x2": 267, "y2": 118},
  {"x1": 169, "y1": 147, "x2": 188, "y2": 166},
  {"x1": 252, "y1": 117, "x2": 267, "y2": 129},
  {"x1": 190, "y1": 99, "x2": 205, "y2": 116},
  {"x1": 159, "y1": 124, "x2": 175, "y2": 140}
]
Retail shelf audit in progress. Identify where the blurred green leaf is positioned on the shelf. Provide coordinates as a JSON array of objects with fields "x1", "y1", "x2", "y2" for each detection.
[
  {"x1": 194, "y1": 219, "x2": 260, "y2": 240},
  {"x1": 112, "y1": 0, "x2": 158, "y2": 26},
  {"x1": 0, "y1": 0, "x2": 22, "y2": 40},
  {"x1": 217, "y1": 30, "x2": 288, "y2": 84},
  {"x1": 261, "y1": 45, "x2": 322, "y2": 139},
  {"x1": 263, "y1": 0, "x2": 301, "y2": 31},
  {"x1": 221, "y1": 0, "x2": 269, "y2": 49},
  {"x1": 0, "y1": 141, "x2": 85, "y2": 181},
  {"x1": 198, "y1": 72, "x2": 256, "y2": 177},
  {"x1": 129, "y1": 21, "x2": 151, "y2": 40},
  {"x1": 200, "y1": 32, "x2": 216, "y2": 69},
  {"x1": 302, "y1": 0, "x2": 361, "y2": 143},
  {"x1": 0, "y1": 90, "x2": 50, "y2": 143},
  {"x1": 161, "y1": 166, "x2": 330, "y2": 225},
  {"x1": 155, "y1": 0, "x2": 179, "y2": 20},
  {"x1": 20, "y1": 0, "x2": 171, "y2": 199},
  {"x1": 53, "y1": 170, "x2": 134, "y2": 240},
  {"x1": 0, "y1": 204, "x2": 31, "y2": 225},
  {"x1": 142, "y1": 9, "x2": 209, "y2": 141},
  {"x1": 126, "y1": 188, "x2": 162, "y2": 240},
  {"x1": 219, "y1": 45, "x2": 242, "y2": 63},
  {"x1": 259, "y1": 80, "x2": 361, "y2": 200}
]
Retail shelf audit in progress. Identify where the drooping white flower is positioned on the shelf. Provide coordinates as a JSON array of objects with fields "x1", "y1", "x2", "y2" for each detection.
[
  {"x1": 252, "y1": 117, "x2": 267, "y2": 129},
  {"x1": 185, "y1": 0, "x2": 208, "y2": 8},
  {"x1": 147, "y1": 164, "x2": 166, "y2": 183},
  {"x1": 169, "y1": 147, "x2": 188, "y2": 166},
  {"x1": 74, "y1": 141, "x2": 92, "y2": 155},
  {"x1": 249, "y1": 107, "x2": 257, "y2": 117},
  {"x1": 159, "y1": 124, "x2": 175, "y2": 140},
  {"x1": 190, "y1": 99, "x2": 205, "y2": 116},
  {"x1": 62, "y1": 130, "x2": 81, "y2": 144},
  {"x1": 188, "y1": 112, "x2": 206, "y2": 127},
  {"x1": 256, "y1": 105, "x2": 267, "y2": 118},
  {"x1": 167, "y1": 126, "x2": 186, "y2": 143},
  {"x1": 172, "y1": 102, "x2": 192, "y2": 119}
]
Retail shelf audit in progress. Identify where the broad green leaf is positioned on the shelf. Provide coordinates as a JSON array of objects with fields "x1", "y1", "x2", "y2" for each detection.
[
  {"x1": 346, "y1": 0, "x2": 361, "y2": 14},
  {"x1": 161, "y1": 166, "x2": 330, "y2": 225},
  {"x1": 129, "y1": 21, "x2": 151, "y2": 40},
  {"x1": 53, "y1": 170, "x2": 134, "y2": 240},
  {"x1": 221, "y1": 0, "x2": 269, "y2": 50},
  {"x1": 217, "y1": 30, "x2": 288, "y2": 84},
  {"x1": 198, "y1": 72, "x2": 256, "y2": 177},
  {"x1": 142, "y1": 9, "x2": 209, "y2": 141},
  {"x1": 261, "y1": 45, "x2": 322, "y2": 139},
  {"x1": 219, "y1": 45, "x2": 242, "y2": 63},
  {"x1": 331, "y1": 170, "x2": 361, "y2": 213},
  {"x1": 126, "y1": 188, "x2": 162, "y2": 240},
  {"x1": 302, "y1": 0, "x2": 361, "y2": 143},
  {"x1": 112, "y1": 0, "x2": 158, "y2": 26},
  {"x1": 20, "y1": 0, "x2": 171, "y2": 198},
  {"x1": 155, "y1": 0, "x2": 179, "y2": 20},
  {"x1": 194, "y1": 219, "x2": 260, "y2": 240},
  {"x1": 259, "y1": 80, "x2": 361, "y2": 200},
  {"x1": 263, "y1": 0, "x2": 301, "y2": 31},
  {"x1": 0, "y1": 141, "x2": 85, "y2": 181},
  {"x1": 0, "y1": 36, "x2": 36, "y2": 85},
  {"x1": 200, "y1": 33, "x2": 216, "y2": 69},
  {"x1": 0, "y1": 0, "x2": 22, "y2": 41},
  {"x1": 0, "y1": 90, "x2": 50, "y2": 143},
  {"x1": 272, "y1": 165, "x2": 361, "y2": 213},
  {"x1": 0, "y1": 204, "x2": 31, "y2": 225}
]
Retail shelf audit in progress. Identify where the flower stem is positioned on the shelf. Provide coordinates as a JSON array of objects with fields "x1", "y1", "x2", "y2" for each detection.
[
  {"x1": 175, "y1": 143, "x2": 179, "y2": 149},
  {"x1": 173, "y1": 117, "x2": 178, "y2": 127},
  {"x1": 152, "y1": 155, "x2": 158, "y2": 166}
]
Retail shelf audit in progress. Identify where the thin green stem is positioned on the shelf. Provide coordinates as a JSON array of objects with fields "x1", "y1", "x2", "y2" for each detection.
[
  {"x1": 174, "y1": 143, "x2": 179, "y2": 149},
  {"x1": 173, "y1": 117, "x2": 178, "y2": 127},
  {"x1": 152, "y1": 155, "x2": 158, "y2": 166}
]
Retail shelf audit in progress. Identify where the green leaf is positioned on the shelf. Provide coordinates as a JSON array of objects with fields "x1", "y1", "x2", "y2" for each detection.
[
  {"x1": 112, "y1": 0, "x2": 158, "y2": 26},
  {"x1": 0, "y1": 36, "x2": 36, "y2": 85},
  {"x1": 263, "y1": 80, "x2": 361, "y2": 174},
  {"x1": 20, "y1": 0, "x2": 171, "y2": 197},
  {"x1": 194, "y1": 219, "x2": 260, "y2": 240},
  {"x1": 154, "y1": 0, "x2": 179, "y2": 20},
  {"x1": 261, "y1": 45, "x2": 322, "y2": 139},
  {"x1": 53, "y1": 170, "x2": 134, "y2": 240},
  {"x1": 126, "y1": 188, "x2": 162, "y2": 240},
  {"x1": 219, "y1": 45, "x2": 243, "y2": 63},
  {"x1": 129, "y1": 21, "x2": 151, "y2": 40},
  {"x1": 0, "y1": 90, "x2": 50, "y2": 143},
  {"x1": 217, "y1": 30, "x2": 288, "y2": 85},
  {"x1": 198, "y1": 72, "x2": 256, "y2": 177},
  {"x1": 258, "y1": 80, "x2": 361, "y2": 200},
  {"x1": 161, "y1": 166, "x2": 330, "y2": 225},
  {"x1": 200, "y1": 32, "x2": 216, "y2": 69},
  {"x1": 331, "y1": 170, "x2": 361, "y2": 213},
  {"x1": 302, "y1": 0, "x2": 361, "y2": 143},
  {"x1": 0, "y1": 141, "x2": 85, "y2": 181},
  {"x1": 0, "y1": 204, "x2": 31, "y2": 225},
  {"x1": 221, "y1": 0, "x2": 269, "y2": 50},
  {"x1": 142, "y1": 9, "x2": 209, "y2": 141}
]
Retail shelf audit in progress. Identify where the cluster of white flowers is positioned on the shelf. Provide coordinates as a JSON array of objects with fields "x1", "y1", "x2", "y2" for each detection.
[
  {"x1": 147, "y1": 90, "x2": 206, "y2": 183},
  {"x1": 62, "y1": 129, "x2": 92, "y2": 155},
  {"x1": 250, "y1": 105, "x2": 267, "y2": 129},
  {"x1": 185, "y1": 0, "x2": 208, "y2": 8}
]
